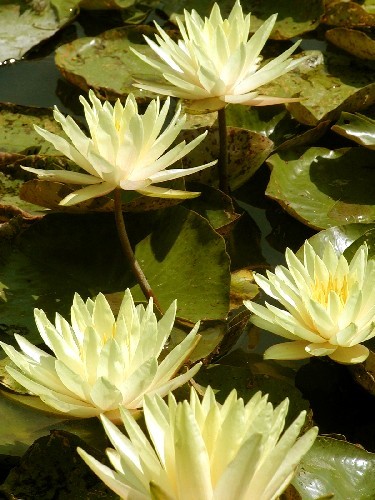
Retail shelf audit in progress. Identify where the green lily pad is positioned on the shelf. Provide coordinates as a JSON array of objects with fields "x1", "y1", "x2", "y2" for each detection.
[
  {"x1": 0, "y1": 102, "x2": 62, "y2": 155},
  {"x1": 0, "y1": 207, "x2": 230, "y2": 346},
  {"x1": 165, "y1": 0, "x2": 324, "y2": 40},
  {"x1": 0, "y1": 0, "x2": 79, "y2": 63},
  {"x1": 260, "y1": 50, "x2": 375, "y2": 126},
  {"x1": 322, "y1": 1, "x2": 375, "y2": 27},
  {"x1": 131, "y1": 205, "x2": 230, "y2": 321},
  {"x1": 180, "y1": 126, "x2": 274, "y2": 191},
  {"x1": 266, "y1": 147, "x2": 375, "y2": 229},
  {"x1": 55, "y1": 26, "x2": 164, "y2": 103},
  {"x1": 326, "y1": 28, "x2": 375, "y2": 60},
  {"x1": 293, "y1": 437, "x2": 375, "y2": 499},
  {"x1": 225, "y1": 103, "x2": 330, "y2": 150},
  {"x1": 0, "y1": 390, "x2": 108, "y2": 456},
  {"x1": 332, "y1": 112, "x2": 375, "y2": 149},
  {"x1": 184, "y1": 183, "x2": 240, "y2": 237},
  {"x1": 298, "y1": 222, "x2": 375, "y2": 258}
]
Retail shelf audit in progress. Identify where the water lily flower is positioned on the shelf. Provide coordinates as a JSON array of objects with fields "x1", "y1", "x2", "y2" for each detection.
[
  {"x1": 77, "y1": 387, "x2": 318, "y2": 499},
  {"x1": 132, "y1": 1, "x2": 305, "y2": 112},
  {"x1": 0, "y1": 290, "x2": 201, "y2": 421},
  {"x1": 22, "y1": 91, "x2": 216, "y2": 205},
  {"x1": 245, "y1": 241, "x2": 375, "y2": 364}
]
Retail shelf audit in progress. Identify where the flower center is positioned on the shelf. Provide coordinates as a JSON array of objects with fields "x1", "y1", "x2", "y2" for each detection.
[{"x1": 312, "y1": 275, "x2": 349, "y2": 307}]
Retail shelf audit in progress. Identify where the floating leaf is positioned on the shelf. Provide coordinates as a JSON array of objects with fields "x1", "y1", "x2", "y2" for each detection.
[
  {"x1": 55, "y1": 26, "x2": 165, "y2": 102},
  {"x1": 80, "y1": 0, "x2": 134, "y2": 8},
  {"x1": 225, "y1": 103, "x2": 330, "y2": 150},
  {"x1": 131, "y1": 206, "x2": 230, "y2": 321},
  {"x1": 332, "y1": 112, "x2": 375, "y2": 149},
  {"x1": 180, "y1": 126, "x2": 273, "y2": 190},
  {"x1": 0, "y1": 427, "x2": 114, "y2": 499},
  {"x1": 322, "y1": 1, "x2": 375, "y2": 27},
  {"x1": 298, "y1": 222, "x2": 375, "y2": 258},
  {"x1": 0, "y1": 0, "x2": 79, "y2": 62},
  {"x1": 293, "y1": 437, "x2": 375, "y2": 499},
  {"x1": 266, "y1": 147, "x2": 375, "y2": 229},
  {"x1": 0, "y1": 103, "x2": 62, "y2": 155},
  {"x1": 261, "y1": 50, "x2": 375, "y2": 125},
  {"x1": 184, "y1": 183, "x2": 240, "y2": 237},
  {"x1": 165, "y1": 0, "x2": 324, "y2": 39},
  {"x1": 326, "y1": 28, "x2": 375, "y2": 60}
]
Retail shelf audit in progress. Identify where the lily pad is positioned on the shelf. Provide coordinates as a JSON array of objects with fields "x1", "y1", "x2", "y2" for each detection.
[
  {"x1": 0, "y1": 389, "x2": 108, "y2": 456},
  {"x1": 0, "y1": 428, "x2": 114, "y2": 499},
  {"x1": 293, "y1": 437, "x2": 375, "y2": 499},
  {"x1": 260, "y1": 50, "x2": 375, "y2": 125},
  {"x1": 332, "y1": 112, "x2": 375, "y2": 149},
  {"x1": 225, "y1": 103, "x2": 330, "y2": 150},
  {"x1": 131, "y1": 205, "x2": 230, "y2": 321},
  {"x1": 298, "y1": 222, "x2": 375, "y2": 257},
  {"x1": 0, "y1": 102, "x2": 62, "y2": 155},
  {"x1": 0, "y1": 207, "x2": 230, "y2": 346},
  {"x1": 80, "y1": 0, "x2": 134, "y2": 8},
  {"x1": 322, "y1": 1, "x2": 375, "y2": 27},
  {"x1": 266, "y1": 147, "x2": 375, "y2": 229},
  {"x1": 180, "y1": 126, "x2": 274, "y2": 191},
  {"x1": 55, "y1": 26, "x2": 165, "y2": 103},
  {"x1": 326, "y1": 28, "x2": 375, "y2": 60},
  {"x1": 165, "y1": 0, "x2": 324, "y2": 40},
  {"x1": 0, "y1": 0, "x2": 79, "y2": 63}
]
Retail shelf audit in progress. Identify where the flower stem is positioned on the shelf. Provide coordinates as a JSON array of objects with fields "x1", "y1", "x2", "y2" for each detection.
[
  {"x1": 113, "y1": 188, "x2": 162, "y2": 312},
  {"x1": 218, "y1": 107, "x2": 230, "y2": 195}
]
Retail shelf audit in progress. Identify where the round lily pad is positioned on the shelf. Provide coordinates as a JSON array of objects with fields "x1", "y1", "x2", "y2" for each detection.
[
  {"x1": 322, "y1": 1, "x2": 375, "y2": 27},
  {"x1": 55, "y1": 26, "x2": 165, "y2": 103},
  {"x1": 266, "y1": 147, "x2": 375, "y2": 229}
]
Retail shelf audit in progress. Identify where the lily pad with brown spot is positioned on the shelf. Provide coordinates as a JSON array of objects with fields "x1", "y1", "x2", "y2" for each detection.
[
  {"x1": 322, "y1": 1, "x2": 375, "y2": 27},
  {"x1": 261, "y1": 50, "x2": 375, "y2": 126},
  {"x1": 0, "y1": 103, "x2": 63, "y2": 156},
  {"x1": 165, "y1": 0, "x2": 325, "y2": 40},
  {"x1": 326, "y1": 28, "x2": 375, "y2": 60},
  {"x1": 180, "y1": 126, "x2": 274, "y2": 191},
  {"x1": 54, "y1": 26, "x2": 166, "y2": 103}
]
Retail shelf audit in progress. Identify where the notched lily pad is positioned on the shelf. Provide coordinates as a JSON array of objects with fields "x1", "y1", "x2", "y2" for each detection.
[
  {"x1": 180, "y1": 126, "x2": 274, "y2": 191},
  {"x1": 332, "y1": 112, "x2": 375, "y2": 149},
  {"x1": 55, "y1": 25, "x2": 165, "y2": 102},
  {"x1": 326, "y1": 28, "x2": 375, "y2": 60},
  {"x1": 266, "y1": 147, "x2": 375, "y2": 229},
  {"x1": 184, "y1": 183, "x2": 241, "y2": 237},
  {"x1": 0, "y1": 0, "x2": 80, "y2": 62},
  {"x1": 260, "y1": 50, "x2": 375, "y2": 126},
  {"x1": 166, "y1": 0, "x2": 324, "y2": 39}
]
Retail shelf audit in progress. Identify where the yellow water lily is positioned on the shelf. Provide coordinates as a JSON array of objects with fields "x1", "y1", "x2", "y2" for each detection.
[
  {"x1": 132, "y1": 1, "x2": 304, "y2": 112},
  {"x1": 23, "y1": 91, "x2": 216, "y2": 205},
  {"x1": 78, "y1": 387, "x2": 318, "y2": 499},
  {"x1": 245, "y1": 241, "x2": 375, "y2": 364},
  {"x1": 0, "y1": 290, "x2": 201, "y2": 421}
]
